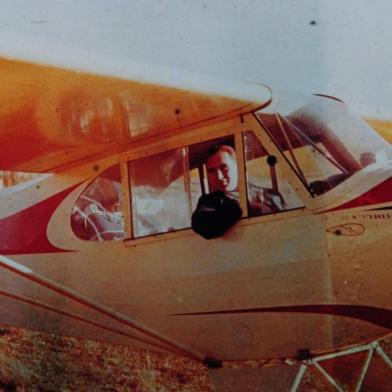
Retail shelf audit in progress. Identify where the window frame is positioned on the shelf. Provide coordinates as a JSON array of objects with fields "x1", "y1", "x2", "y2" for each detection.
[
  {"x1": 242, "y1": 114, "x2": 313, "y2": 207},
  {"x1": 120, "y1": 114, "x2": 311, "y2": 242},
  {"x1": 242, "y1": 129, "x2": 306, "y2": 217}
]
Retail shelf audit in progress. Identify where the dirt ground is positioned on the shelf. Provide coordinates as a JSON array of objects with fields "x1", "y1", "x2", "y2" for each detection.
[{"x1": 0, "y1": 324, "x2": 390, "y2": 391}]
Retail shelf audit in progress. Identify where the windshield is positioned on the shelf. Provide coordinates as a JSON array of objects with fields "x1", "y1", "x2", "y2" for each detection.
[{"x1": 258, "y1": 94, "x2": 392, "y2": 196}]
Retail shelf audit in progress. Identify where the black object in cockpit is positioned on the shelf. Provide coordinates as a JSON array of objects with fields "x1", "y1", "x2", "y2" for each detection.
[{"x1": 191, "y1": 191, "x2": 242, "y2": 239}]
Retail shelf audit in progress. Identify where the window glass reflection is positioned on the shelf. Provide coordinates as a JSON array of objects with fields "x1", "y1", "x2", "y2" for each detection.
[
  {"x1": 258, "y1": 96, "x2": 392, "y2": 196},
  {"x1": 130, "y1": 148, "x2": 190, "y2": 237},
  {"x1": 244, "y1": 131, "x2": 303, "y2": 216},
  {"x1": 71, "y1": 165, "x2": 124, "y2": 241}
]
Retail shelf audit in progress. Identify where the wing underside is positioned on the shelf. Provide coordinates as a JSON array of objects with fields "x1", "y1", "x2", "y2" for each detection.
[{"x1": 0, "y1": 57, "x2": 270, "y2": 173}]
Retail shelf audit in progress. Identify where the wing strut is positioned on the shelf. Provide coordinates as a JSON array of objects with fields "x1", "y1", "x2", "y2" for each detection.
[
  {"x1": 0, "y1": 288, "x2": 181, "y2": 354},
  {"x1": 0, "y1": 254, "x2": 208, "y2": 362}
]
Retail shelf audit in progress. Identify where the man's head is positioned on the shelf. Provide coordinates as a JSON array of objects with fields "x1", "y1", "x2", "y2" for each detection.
[{"x1": 206, "y1": 145, "x2": 238, "y2": 193}]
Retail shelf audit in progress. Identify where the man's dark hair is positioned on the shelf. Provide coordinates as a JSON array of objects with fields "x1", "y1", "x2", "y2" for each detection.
[{"x1": 206, "y1": 145, "x2": 236, "y2": 163}]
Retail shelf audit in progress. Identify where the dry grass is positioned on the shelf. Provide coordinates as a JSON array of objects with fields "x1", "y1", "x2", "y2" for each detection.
[
  {"x1": 0, "y1": 325, "x2": 213, "y2": 392},
  {"x1": 0, "y1": 324, "x2": 390, "y2": 391}
]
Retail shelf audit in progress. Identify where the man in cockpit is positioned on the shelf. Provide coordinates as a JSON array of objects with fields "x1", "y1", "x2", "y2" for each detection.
[
  {"x1": 205, "y1": 145, "x2": 284, "y2": 216},
  {"x1": 205, "y1": 145, "x2": 239, "y2": 198}
]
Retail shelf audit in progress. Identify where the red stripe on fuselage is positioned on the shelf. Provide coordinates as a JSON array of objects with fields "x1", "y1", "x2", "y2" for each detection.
[
  {"x1": 0, "y1": 185, "x2": 79, "y2": 255},
  {"x1": 173, "y1": 304, "x2": 392, "y2": 330},
  {"x1": 324, "y1": 177, "x2": 392, "y2": 213}
]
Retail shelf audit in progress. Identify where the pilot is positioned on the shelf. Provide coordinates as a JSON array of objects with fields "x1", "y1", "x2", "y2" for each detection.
[
  {"x1": 205, "y1": 145, "x2": 284, "y2": 216},
  {"x1": 206, "y1": 145, "x2": 239, "y2": 199}
]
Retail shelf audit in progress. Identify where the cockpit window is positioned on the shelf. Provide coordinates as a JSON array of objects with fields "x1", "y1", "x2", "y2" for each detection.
[
  {"x1": 71, "y1": 165, "x2": 124, "y2": 241},
  {"x1": 188, "y1": 135, "x2": 244, "y2": 238},
  {"x1": 244, "y1": 131, "x2": 304, "y2": 215},
  {"x1": 129, "y1": 136, "x2": 241, "y2": 239},
  {"x1": 258, "y1": 95, "x2": 392, "y2": 196},
  {"x1": 129, "y1": 148, "x2": 191, "y2": 237}
]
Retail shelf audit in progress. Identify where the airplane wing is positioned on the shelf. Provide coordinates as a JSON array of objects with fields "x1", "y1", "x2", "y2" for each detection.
[{"x1": 0, "y1": 56, "x2": 270, "y2": 173}]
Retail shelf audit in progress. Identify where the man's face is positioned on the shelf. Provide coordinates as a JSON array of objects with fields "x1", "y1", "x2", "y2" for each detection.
[{"x1": 206, "y1": 150, "x2": 238, "y2": 192}]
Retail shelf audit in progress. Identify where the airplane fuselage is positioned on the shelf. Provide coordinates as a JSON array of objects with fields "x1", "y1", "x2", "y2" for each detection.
[{"x1": 1, "y1": 111, "x2": 391, "y2": 361}]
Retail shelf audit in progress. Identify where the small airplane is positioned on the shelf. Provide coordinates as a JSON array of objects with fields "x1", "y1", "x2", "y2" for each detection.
[{"x1": 0, "y1": 56, "x2": 391, "y2": 390}]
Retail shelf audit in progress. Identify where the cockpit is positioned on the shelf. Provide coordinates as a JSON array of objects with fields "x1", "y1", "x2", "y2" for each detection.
[
  {"x1": 70, "y1": 94, "x2": 392, "y2": 241},
  {"x1": 261, "y1": 95, "x2": 390, "y2": 194}
]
